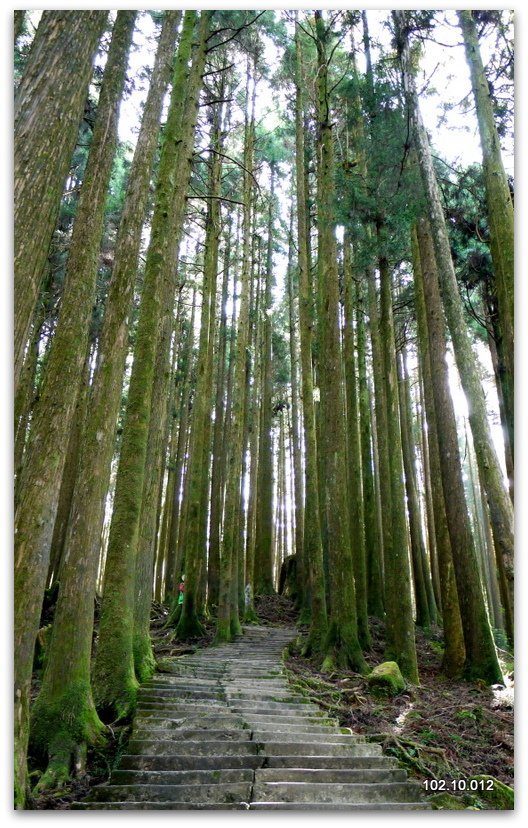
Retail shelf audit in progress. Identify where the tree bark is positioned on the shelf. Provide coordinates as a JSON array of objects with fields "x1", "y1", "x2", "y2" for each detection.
[
  {"x1": 314, "y1": 11, "x2": 366, "y2": 674},
  {"x1": 254, "y1": 166, "x2": 276, "y2": 596},
  {"x1": 458, "y1": 10, "x2": 514, "y2": 458},
  {"x1": 342, "y1": 236, "x2": 370, "y2": 648},
  {"x1": 376, "y1": 241, "x2": 418, "y2": 682},
  {"x1": 92, "y1": 11, "x2": 207, "y2": 718},
  {"x1": 412, "y1": 223, "x2": 465, "y2": 676},
  {"x1": 394, "y1": 10, "x2": 514, "y2": 646},
  {"x1": 414, "y1": 216, "x2": 502, "y2": 683},
  {"x1": 18, "y1": 12, "x2": 136, "y2": 799},
  {"x1": 14, "y1": 11, "x2": 107, "y2": 395}
]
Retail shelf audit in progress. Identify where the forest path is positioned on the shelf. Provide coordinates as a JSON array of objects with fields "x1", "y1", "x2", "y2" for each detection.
[{"x1": 73, "y1": 625, "x2": 430, "y2": 810}]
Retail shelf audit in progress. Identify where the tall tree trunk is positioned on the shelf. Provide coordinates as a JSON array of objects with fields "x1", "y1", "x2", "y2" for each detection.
[
  {"x1": 176, "y1": 98, "x2": 223, "y2": 639},
  {"x1": 397, "y1": 346, "x2": 437, "y2": 627},
  {"x1": 376, "y1": 241, "x2": 418, "y2": 682},
  {"x1": 414, "y1": 217, "x2": 501, "y2": 683},
  {"x1": 165, "y1": 288, "x2": 197, "y2": 601},
  {"x1": 92, "y1": 11, "x2": 207, "y2": 718},
  {"x1": 394, "y1": 10, "x2": 514, "y2": 646},
  {"x1": 286, "y1": 217, "x2": 305, "y2": 606},
  {"x1": 356, "y1": 275, "x2": 384, "y2": 617},
  {"x1": 18, "y1": 12, "x2": 136, "y2": 799},
  {"x1": 208, "y1": 236, "x2": 231, "y2": 611},
  {"x1": 28, "y1": 14, "x2": 180, "y2": 752},
  {"x1": 216, "y1": 56, "x2": 256, "y2": 641},
  {"x1": 314, "y1": 11, "x2": 366, "y2": 674},
  {"x1": 294, "y1": 17, "x2": 328, "y2": 652},
  {"x1": 412, "y1": 224, "x2": 465, "y2": 676},
  {"x1": 342, "y1": 236, "x2": 370, "y2": 648},
  {"x1": 417, "y1": 372, "x2": 443, "y2": 614},
  {"x1": 254, "y1": 166, "x2": 276, "y2": 596},
  {"x1": 242, "y1": 235, "x2": 261, "y2": 621},
  {"x1": 46, "y1": 349, "x2": 92, "y2": 587},
  {"x1": 14, "y1": 11, "x2": 107, "y2": 394},
  {"x1": 458, "y1": 10, "x2": 514, "y2": 457}
]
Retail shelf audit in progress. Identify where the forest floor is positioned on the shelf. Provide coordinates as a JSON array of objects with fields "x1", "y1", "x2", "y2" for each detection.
[{"x1": 28, "y1": 593, "x2": 513, "y2": 809}]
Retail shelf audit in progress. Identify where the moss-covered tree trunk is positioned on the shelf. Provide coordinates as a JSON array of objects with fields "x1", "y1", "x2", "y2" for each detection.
[
  {"x1": 413, "y1": 223, "x2": 465, "y2": 677},
  {"x1": 216, "y1": 56, "x2": 256, "y2": 642},
  {"x1": 458, "y1": 10, "x2": 514, "y2": 463},
  {"x1": 46, "y1": 350, "x2": 91, "y2": 588},
  {"x1": 314, "y1": 11, "x2": 366, "y2": 674},
  {"x1": 254, "y1": 167, "x2": 276, "y2": 597},
  {"x1": 242, "y1": 241, "x2": 261, "y2": 621},
  {"x1": 395, "y1": 10, "x2": 514, "y2": 647},
  {"x1": 342, "y1": 236, "x2": 370, "y2": 649},
  {"x1": 356, "y1": 275, "x2": 384, "y2": 618},
  {"x1": 15, "y1": 13, "x2": 136, "y2": 803},
  {"x1": 14, "y1": 11, "x2": 106, "y2": 394},
  {"x1": 414, "y1": 216, "x2": 502, "y2": 684},
  {"x1": 92, "y1": 11, "x2": 204, "y2": 719},
  {"x1": 397, "y1": 345, "x2": 437, "y2": 628},
  {"x1": 294, "y1": 16, "x2": 328, "y2": 651},
  {"x1": 286, "y1": 216, "x2": 305, "y2": 607},
  {"x1": 417, "y1": 374, "x2": 443, "y2": 614},
  {"x1": 165, "y1": 289, "x2": 197, "y2": 601},
  {"x1": 376, "y1": 243, "x2": 418, "y2": 682},
  {"x1": 175, "y1": 97, "x2": 223, "y2": 640}
]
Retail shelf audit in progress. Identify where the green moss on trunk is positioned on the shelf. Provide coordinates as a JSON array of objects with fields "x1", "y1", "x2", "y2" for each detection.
[{"x1": 30, "y1": 680, "x2": 104, "y2": 792}]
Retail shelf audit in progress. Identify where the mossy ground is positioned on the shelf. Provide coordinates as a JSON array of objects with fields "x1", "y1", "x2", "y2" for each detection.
[{"x1": 286, "y1": 616, "x2": 513, "y2": 807}]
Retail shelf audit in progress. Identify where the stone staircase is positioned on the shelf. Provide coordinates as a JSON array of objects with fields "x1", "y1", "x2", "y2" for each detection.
[{"x1": 72, "y1": 625, "x2": 430, "y2": 810}]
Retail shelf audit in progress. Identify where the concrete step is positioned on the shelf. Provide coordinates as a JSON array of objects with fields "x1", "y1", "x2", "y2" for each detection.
[
  {"x1": 72, "y1": 801, "x2": 249, "y2": 810},
  {"x1": 255, "y1": 767, "x2": 407, "y2": 784},
  {"x1": 237, "y1": 714, "x2": 339, "y2": 729},
  {"x1": 231, "y1": 704, "x2": 329, "y2": 720},
  {"x1": 131, "y1": 727, "x2": 251, "y2": 743},
  {"x1": 138, "y1": 687, "x2": 225, "y2": 700},
  {"x1": 87, "y1": 782, "x2": 252, "y2": 804},
  {"x1": 110, "y1": 768, "x2": 254, "y2": 786},
  {"x1": 133, "y1": 715, "x2": 247, "y2": 732},
  {"x1": 136, "y1": 701, "x2": 229, "y2": 715},
  {"x1": 260, "y1": 741, "x2": 382, "y2": 757},
  {"x1": 264, "y1": 755, "x2": 394, "y2": 770},
  {"x1": 252, "y1": 730, "x2": 365, "y2": 745},
  {"x1": 228, "y1": 699, "x2": 321, "y2": 712},
  {"x1": 251, "y1": 781, "x2": 425, "y2": 805},
  {"x1": 127, "y1": 739, "x2": 259, "y2": 757},
  {"x1": 119, "y1": 754, "x2": 264, "y2": 772},
  {"x1": 249, "y1": 802, "x2": 432, "y2": 810}
]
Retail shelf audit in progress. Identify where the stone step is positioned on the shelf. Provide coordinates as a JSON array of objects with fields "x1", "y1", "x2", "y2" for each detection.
[
  {"x1": 241, "y1": 720, "x2": 342, "y2": 734},
  {"x1": 138, "y1": 688, "x2": 225, "y2": 700},
  {"x1": 255, "y1": 767, "x2": 407, "y2": 784},
  {"x1": 252, "y1": 730, "x2": 364, "y2": 745},
  {"x1": 131, "y1": 727, "x2": 251, "y2": 743},
  {"x1": 72, "y1": 801, "x2": 249, "y2": 810},
  {"x1": 249, "y1": 802, "x2": 432, "y2": 811},
  {"x1": 251, "y1": 781, "x2": 424, "y2": 804},
  {"x1": 110, "y1": 768, "x2": 254, "y2": 786},
  {"x1": 133, "y1": 715, "x2": 247, "y2": 732},
  {"x1": 137, "y1": 701, "x2": 229, "y2": 715},
  {"x1": 231, "y1": 704, "x2": 328, "y2": 720},
  {"x1": 87, "y1": 782, "x2": 252, "y2": 805},
  {"x1": 238, "y1": 714, "x2": 339, "y2": 729},
  {"x1": 127, "y1": 739, "x2": 259, "y2": 757},
  {"x1": 228, "y1": 699, "x2": 321, "y2": 712},
  {"x1": 264, "y1": 755, "x2": 394, "y2": 770},
  {"x1": 119, "y1": 754, "x2": 264, "y2": 772},
  {"x1": 260, "y1": 741, "x2": 382, "y2": 757}
]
